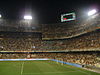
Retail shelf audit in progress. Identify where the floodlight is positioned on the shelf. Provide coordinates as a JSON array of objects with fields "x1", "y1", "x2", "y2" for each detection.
[
  {"x1": 88, "y1": 9, "x2": 97, "y2": 16},
  {"x1": 0, "y1": 14, "x2": 2, "y2": 18},
  {"x1": 24, "y1": 15, "x2": 32, "y2": 20}
]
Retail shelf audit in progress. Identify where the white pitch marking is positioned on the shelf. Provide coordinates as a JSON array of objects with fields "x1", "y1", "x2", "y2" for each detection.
[{"x1": 21, "y1": 62, "x2": 24, "y2": 75}]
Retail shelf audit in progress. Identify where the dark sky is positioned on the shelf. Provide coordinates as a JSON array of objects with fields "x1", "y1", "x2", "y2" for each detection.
[{"x1": 0, "y1": 0, "x2": 99, "y2": 24}]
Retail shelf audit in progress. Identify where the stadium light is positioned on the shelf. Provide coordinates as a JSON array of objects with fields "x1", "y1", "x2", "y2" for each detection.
[
  {"x1": 0, "y1": 14, "x2": 2, "y2": 18},
  {"x1": 24, "y1": 15, "x2": 32, "y2": 20},
  {"x1": 88, "y1": 9, "x2": 97, "y2": 16}
]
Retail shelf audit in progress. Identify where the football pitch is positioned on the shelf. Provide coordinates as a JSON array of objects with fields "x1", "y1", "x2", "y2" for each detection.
[{"x1": 0, "y1": 60, "x2": 100, "y2": 75}]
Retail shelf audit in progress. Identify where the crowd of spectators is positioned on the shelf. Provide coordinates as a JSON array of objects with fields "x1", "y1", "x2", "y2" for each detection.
[
  {"x1": 41, "y1": 29, "x2": 100, "y2": 51},
  {"x1": 0, "y1": 14, "x2": 100, "y2": 52},
  {"x1": 0, "y1": 37, "x2": 42, "y2": 51},
  {"x1": 0, "y1": 29, "x2": 100, "y2": 51},
  {"x1": 0, "y1": 53, "x2": 28, "y2": 59}
]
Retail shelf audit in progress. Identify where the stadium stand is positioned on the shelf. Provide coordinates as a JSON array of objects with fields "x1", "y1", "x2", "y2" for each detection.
[
  {"x1": 0, "y1": 32, "x2": 42, "y2": 51},
  {"x1": 41, "y1": 29, "x2": 100, "y2": 51},
  {"x1": 42, "y1": 13, "x2": 100, "y2": 39},
  {"x1": 0, "y1": 13, "x2": 100, "y2": 73},
  {"x1": 0, "y1": 29, "x2": 100, "y2": 51}
]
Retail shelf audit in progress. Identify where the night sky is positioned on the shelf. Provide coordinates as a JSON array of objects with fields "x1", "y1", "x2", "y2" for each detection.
[{"x1": 0, "y1": 0, "x2": 99, "y2": 24}]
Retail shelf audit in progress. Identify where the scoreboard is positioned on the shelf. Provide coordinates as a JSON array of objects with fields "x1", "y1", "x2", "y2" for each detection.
[{"x1": 61, "y1": 12, "x2": 76, "y2": 22}]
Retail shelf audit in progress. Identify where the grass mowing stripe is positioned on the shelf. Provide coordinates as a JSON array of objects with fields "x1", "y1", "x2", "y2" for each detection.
[{"x1": 21, "y1": 62, "x2": 24, "y2": 75}]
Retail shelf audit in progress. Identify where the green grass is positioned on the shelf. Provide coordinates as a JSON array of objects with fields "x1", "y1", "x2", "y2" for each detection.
[{"x1": 0, "y1": 60, "x2": 100, "y2": 75}]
